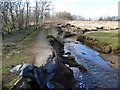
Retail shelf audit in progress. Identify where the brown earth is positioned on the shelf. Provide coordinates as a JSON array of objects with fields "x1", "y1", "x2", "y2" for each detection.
[{"x1": 32, "y1": 28, "x2": 53, "y2": 66}]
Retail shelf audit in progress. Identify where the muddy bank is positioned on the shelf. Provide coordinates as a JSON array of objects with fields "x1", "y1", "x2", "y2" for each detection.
[
  {"x1": 55, "y1": 23, "x2": 119, "y2": 55},
  {"x1": 77, "y1": 35, "x2": 119, "y2": 54},
  {"x1": 55, "y1": 23, "x2": 119, "y2": 70},
  {"x1": 51, "y1": 23, "x2": 119, "y2": 88},
  {"x1": 76, "y1": 36, "x2": 119, "y2": 70},
  {"x1": 46, "y1": 35, "x2": 88, "y2": 88},
  {"x1": 100, "y1": 54, "x2": 118, "y2": 69}
]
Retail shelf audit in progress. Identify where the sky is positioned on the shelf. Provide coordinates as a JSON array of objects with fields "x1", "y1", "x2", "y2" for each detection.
[
  {"x1": 0, "y1": 0, "x2": 119, "y2": 19},
  {"x1": 51, "y1": 0, "x2": 119, "y2": 19}
]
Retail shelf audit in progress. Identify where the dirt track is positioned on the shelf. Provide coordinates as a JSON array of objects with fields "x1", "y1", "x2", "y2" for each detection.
[{"x1": 32, "y1": 28, "x2": 53, "y2": 66}]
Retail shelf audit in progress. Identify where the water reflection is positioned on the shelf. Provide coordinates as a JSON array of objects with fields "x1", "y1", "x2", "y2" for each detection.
[{"x1": 64, "y1": 38, "x2": 118, "y2": 88}]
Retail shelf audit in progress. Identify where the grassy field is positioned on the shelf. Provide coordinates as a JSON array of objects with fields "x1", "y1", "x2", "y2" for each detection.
[
  {"x1": 82, "y1": 31, "x2": 119, "y2": 53},
  {"x1": 2, "y1": 26, "x2": 41, "y2": 89}
]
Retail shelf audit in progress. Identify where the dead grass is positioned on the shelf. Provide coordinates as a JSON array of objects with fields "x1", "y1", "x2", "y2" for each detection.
[{"x1": 68, "y1": 21, "x2": 118, "y2": 30}]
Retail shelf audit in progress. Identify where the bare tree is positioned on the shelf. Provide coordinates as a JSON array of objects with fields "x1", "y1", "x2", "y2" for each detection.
[
  {"x1": 0, "y1": 0, "x2": 52, "y2": 35},
  {"x1": 40, "y1": 0, "x2": 51, "y2": 23},
  {"x1": 0, "y1": 2, "x2": 11, "y2": 34},
  {"x1": 35, "y1": 0, "x2": 39, "y2": 29},
  {"x1": 34, "y1": 0, "x2": 51, "y2": 29},
  {"x1": 26, "y1": 0, "x2": 29, "y2": 28},
  {"x1": 9, "y1": 2, "x2": 16, "y2": 32}
]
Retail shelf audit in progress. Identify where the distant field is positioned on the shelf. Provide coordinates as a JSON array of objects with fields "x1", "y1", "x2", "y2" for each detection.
[{"x1": 68, "y1": 21, "x2": 118, "y2": 30}]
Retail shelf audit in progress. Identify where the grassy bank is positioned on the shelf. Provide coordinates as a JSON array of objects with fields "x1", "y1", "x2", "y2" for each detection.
[
  {"x1": 77, "y1": 31, "x2": 120, "y2": 54},
  {"x1": 2, "y1": 26, "x2": 41, "y2": 89}
]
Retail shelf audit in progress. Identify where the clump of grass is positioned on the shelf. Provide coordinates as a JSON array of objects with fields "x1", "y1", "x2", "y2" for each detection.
[{"x1": 80, "y1": 31, "x2": 119, "y2": 54}]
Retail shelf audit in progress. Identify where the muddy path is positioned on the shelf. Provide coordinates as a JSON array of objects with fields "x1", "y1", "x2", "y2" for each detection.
[{"x1": 32, "y1": 27, "x2": 53, "y2": 66}]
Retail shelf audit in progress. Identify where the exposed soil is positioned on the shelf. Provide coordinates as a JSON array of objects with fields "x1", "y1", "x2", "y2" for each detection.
[
  {"x1": 77, "y1": 35, "x2": 119, "y2": 54},
  {"x1": 100, "y1": 54, "x2": 119, "y2": 69},
  {"x1": 32, "y1": 28, "x2": 53, "y2": 66}
]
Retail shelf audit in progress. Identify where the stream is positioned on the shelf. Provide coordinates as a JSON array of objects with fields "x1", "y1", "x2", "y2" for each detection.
[{"x1": 64, "y1": 38, "x2": 119, "y2": 89}]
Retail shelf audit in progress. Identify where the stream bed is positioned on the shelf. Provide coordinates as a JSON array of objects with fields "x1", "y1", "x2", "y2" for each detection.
[{"x1": 64, "y1": 38, "x2": 119, "y2": 89}]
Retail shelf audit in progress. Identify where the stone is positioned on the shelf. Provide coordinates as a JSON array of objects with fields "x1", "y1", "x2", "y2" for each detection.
[{"x1": 52, "y1": 61, "x2": 74, "y2": 88}]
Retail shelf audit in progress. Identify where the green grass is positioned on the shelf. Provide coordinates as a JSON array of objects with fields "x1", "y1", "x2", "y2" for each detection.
[
  {"x1": 83, "y1": 31, "x2": 119, "y2": 52},
  {"x1": 2, "y1": 28, "x2": 39, "y2": 73},
  {"x1": 6, "y1": 76, "x2": 20, "y2": 89},
  {"x1": 2, "y1": 26, "x2": 41, "y2": 88},
  {"x1": 2, "y1": 53, "x2": 27, "y2": 74}
]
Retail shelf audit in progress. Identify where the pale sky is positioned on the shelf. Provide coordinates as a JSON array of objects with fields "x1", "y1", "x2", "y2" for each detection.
[
  {"x1": 52, "y1": 0, "x2": 119, "y2": 19},
  {"x1": 0, "y1": 0, "x2": 119, "y2": 18}
]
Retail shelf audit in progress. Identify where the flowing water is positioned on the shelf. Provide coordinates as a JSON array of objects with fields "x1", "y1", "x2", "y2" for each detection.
[{"x1": 64, "y1": 38, "x2": 119, "y2": 89}]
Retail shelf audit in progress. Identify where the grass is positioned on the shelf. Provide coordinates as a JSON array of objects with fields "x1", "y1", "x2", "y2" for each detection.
[
  {"x1": 82, "y1": 31, "x2": 119, "y2": 53},
  {"x1": 6, "y1": 76, "x2": 20, "y2": 89},
  {"x1": 2, "y1": 26, "x2": 41, "y2": 89},
  {"x1": 2, "y1": 53, "x2": 27, "y2": 74}
]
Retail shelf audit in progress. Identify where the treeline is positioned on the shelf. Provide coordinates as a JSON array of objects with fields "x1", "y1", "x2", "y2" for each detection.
[
  {"x1": 55, "y1": 11, "x2": 75, "y2": 20},
  {"x1": 54, "y1": 11, "x2": 85, "y2": 21},
  {"x1": 54, "y1": 11, "x2": 120, "y2": 21},
  {"x1": 0, "y1": 0, "x2": 51, "y2": 35},
  {"x1": 98, "y1": 16, "x2": 119, "y2": 21}
]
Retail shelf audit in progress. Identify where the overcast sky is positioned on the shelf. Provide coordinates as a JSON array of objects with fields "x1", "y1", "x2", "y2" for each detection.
[{"x1": 52, "y1": 0, "x2": 119, "y2": 19}]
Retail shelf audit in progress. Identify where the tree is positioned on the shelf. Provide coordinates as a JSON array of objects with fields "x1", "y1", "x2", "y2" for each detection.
[
  {"x1": 0, "y1": 0, "x2": 52, "y2": 35},
  {"x1": 26, "y1": 0, "x2": 29, "y2": 28},
  {"x1": 98, "y1": 16, "x2": 119, "y2": 21},
  {"x1": 40, "y1": 0, "x2": 51, "y2": 22},
  {"x1": 34, "y1": 0, "x2": 51, "y2": 28},
  {"x1": 9, "y1": 2, "x2": 16, "y2": 32},
  {"x1": 55, "y1": 11, "x2": 74, "y2": 20}
]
